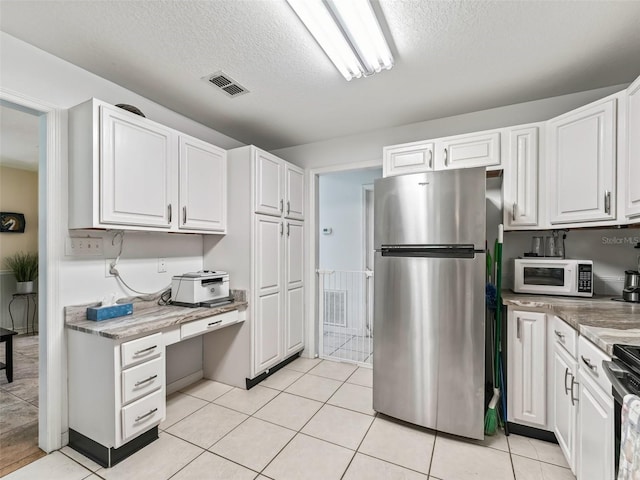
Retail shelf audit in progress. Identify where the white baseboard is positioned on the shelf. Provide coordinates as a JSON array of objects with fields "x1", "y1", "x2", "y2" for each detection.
[{"x1": 166, "y1": 370, "x2": 204, "y2": 396}]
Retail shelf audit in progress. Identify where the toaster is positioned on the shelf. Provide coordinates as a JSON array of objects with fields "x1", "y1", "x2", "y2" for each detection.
[{"x1": 171, "y1": 271, "x2": 230, "y2": 306}]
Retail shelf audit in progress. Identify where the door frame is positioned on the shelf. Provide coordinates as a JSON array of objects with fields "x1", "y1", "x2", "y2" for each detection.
[
  {"x1": 1, "y1": 88, "x2": 64, "y2": 452},
  {"x1": 305, "y1": 160, "x2": 381, "y2": 359}
]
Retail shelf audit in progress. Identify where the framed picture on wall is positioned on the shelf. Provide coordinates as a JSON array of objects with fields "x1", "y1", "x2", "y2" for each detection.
[{"x1": 0, "y1": 212, "x2": 26, "y2": 233}]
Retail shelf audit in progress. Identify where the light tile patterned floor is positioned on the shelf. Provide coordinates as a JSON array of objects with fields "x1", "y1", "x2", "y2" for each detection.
[{"x1": 5, "y1": 357, "x2": 576, "y2": 480}]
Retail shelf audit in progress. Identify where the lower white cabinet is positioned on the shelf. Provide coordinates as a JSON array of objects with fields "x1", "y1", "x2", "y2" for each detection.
[
  {"x1": 67, "y1": 331, "x2": 166, "y2": 455},
  {"x1": 553, "y1": 340, "x2": 578, "y2": 473}
]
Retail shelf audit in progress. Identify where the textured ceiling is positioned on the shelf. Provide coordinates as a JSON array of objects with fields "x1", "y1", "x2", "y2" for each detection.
[
  {"x1": 1, "y1": 1, "x2": 640, "y2": 151},
  {"x1": 0, "y1": 105, "x2": 39, "y2": 171}
]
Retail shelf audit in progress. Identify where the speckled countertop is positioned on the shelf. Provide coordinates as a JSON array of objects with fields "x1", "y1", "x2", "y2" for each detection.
[
  {"x1": 502, "y1": 291, "x2": 640, "y2": 355},
  {"x1": 65, "y1": 290, "x2": 248, "y2": 340}
]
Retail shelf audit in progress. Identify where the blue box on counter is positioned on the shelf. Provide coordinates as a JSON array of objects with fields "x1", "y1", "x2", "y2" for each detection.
[{"x1": 86, "y1": 303, "x2": 133, "y2": 321}]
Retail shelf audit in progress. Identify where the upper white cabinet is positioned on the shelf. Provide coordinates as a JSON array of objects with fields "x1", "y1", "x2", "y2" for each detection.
[
  {"x1": 69, "y1": 98, "x2": 227, "y2": 233},
  {"x1": 383, "y1": 130, "x2": 500, "y2": 177},
  {"x1": 507, "y1": 309, "x2": 547, "y2": 428},
  {"x1": 437, "y1": 130, "x2": 501, "y2": 170},
  {"x1": 504, "y1": 126, "x2": 539, "y2": 228},
  {"x1": 255, "y1": 149, "x2": 304, "y2": 220},
  {"x1": 547, "y1": 96, "x2": 617, "y2": 225},
  {"x1": 625, "y1": 75, "x2": 640, "y2": 219}
]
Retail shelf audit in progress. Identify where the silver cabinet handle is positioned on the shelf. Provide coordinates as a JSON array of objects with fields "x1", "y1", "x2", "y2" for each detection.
[
  {"x1": 516, "y1": 317, "x2": 521, "y2": 340},
  {"x1": 183, "y1": 206, "x2": 187, "y2": 224},
  {"x1": 428, "y1": 150, "x2": 433, "y2": 169},
  {"x1": 444, "y1": 148, "x2": 448, "y2": 167},
  {"x1": 564, "y1": 368, "x2": 571, "y2": 395},
  {"x1": 512, "y1": 203, "x2": 517, "y2": 221},
  {"x1": 570, "y1": 376, "x2": 578, "y2": 406},
  {"x1": 168, "y1": 204, "x2": 172, "y2": 223},
  {"x1": 605, "y1": 190, "x2": 611, "y2": 214},
  {"x1": 554, "y1": 330, "x2": 565, "y2": 342},
  {"x1": 287, "y1": 201, "x2": 290, "y2": 215},
  {"x1": 134, "y1": 374, "x2": 158, "y2": 387},
  {"x1": 280, "y1": 222, "x2": 283, "y2": 236},
  {"x1": 134, "y1": 345, "x2": 157, "y2": 355},
  {"x1": 280, "y1": 199, "x2": 284, "y2": 213},
  {"x1": 581, "y1": 355, "x2": 596, "y2": 371},
  {"x1": 207, "y1": 320, "x2": 222, "y2": 328},
  {"x1": 135, "y1": 408, "x2": 158, "y2": 422},
  {"x1": 286, "y1": 223, "x2": 290, "y2": 236}
]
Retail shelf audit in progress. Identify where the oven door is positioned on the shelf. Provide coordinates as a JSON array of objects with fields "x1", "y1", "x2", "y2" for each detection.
[{"x1": 603, "y1": 360, "x2": 633, "y2": 477}]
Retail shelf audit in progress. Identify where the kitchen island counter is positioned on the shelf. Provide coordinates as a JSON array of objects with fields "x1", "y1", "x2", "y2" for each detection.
[{"x1": 502, "y1": 291, "x2": 640, "y2": 354}]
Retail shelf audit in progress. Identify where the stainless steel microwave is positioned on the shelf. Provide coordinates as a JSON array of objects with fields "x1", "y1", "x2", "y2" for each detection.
[{"x1": 513, "y1": 258, "x2": 593, "y2": 297}]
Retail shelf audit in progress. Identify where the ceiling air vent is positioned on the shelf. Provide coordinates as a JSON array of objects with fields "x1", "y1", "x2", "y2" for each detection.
[{"x1": 204, "y1": 71, "x2": 249, "y2": 98}]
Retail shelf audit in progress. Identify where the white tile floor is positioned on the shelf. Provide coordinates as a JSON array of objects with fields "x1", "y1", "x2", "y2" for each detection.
[{"x1": 4, "y1": 357, "x2": 576, "y2": 480}]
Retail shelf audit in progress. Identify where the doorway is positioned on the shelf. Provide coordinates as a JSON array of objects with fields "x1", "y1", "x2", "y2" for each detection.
[{"x1": 317, "y1": 168, "x2": 381, "y2": 366}]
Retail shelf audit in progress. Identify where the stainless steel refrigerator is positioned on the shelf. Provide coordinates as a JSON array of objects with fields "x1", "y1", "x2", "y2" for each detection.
[{"x1": 373, "y1": 168, "x2": 486, "y2": 440}]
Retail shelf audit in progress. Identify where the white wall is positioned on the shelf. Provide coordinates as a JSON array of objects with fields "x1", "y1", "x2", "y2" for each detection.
[
  {"x1": 271, "y1": 84, "x2": 626, "y2": 169},
  {"x1": 0, "y1": 32, "x2": 246, "y2": 408},
  {"x1": 319, "y1": 168, "x2": 382, "y2": 271}
]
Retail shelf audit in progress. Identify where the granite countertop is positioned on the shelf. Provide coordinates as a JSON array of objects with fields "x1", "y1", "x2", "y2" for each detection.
[
  {"x1": 502, "y1": 291, "x2": 640, "y2": 355},
  {"x1": 65, "y1": 290, "x2": 248, "y2": 340}
]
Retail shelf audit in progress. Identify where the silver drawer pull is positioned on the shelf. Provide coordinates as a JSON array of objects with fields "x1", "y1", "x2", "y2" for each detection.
[
  {"x1": 287, "y1": 201, "x2": 290, "y2": 215},
  {"x1": 207, "y1": 320, "x2": 222, "y2": 328},
  {"x1": 134, "y1": 375, "x2": 158, "y2": 387},
  {"x1": 581, "y1": 355, "x2": 596, "y2": 371},
  {"x1": 564, "y1": 368, "x2": 571, "y2": 395},
  {"x1": 134, "y1": 345, "x2": 157, "y2": 355},
  {"x1": 554, "y1": 330, "x2": 565, "y2": 342},
  {"x1": 135, "y1": 408, "x2": 158, "y2": 422}
]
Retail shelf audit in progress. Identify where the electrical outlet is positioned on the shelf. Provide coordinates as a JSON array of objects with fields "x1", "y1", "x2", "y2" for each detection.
[
  {"x1": 66, "y1": 237, "x2": 104, "y2": 256},
  {"x1": 105, "y1": 259, "x2": 116, "y2": 277},
  {"x1": 158, "y1": 257, "x2": 167, "y2": 273}
]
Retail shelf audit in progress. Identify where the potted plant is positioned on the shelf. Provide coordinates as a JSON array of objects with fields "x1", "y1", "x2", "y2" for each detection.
[{"x1": 4, "y1": 251, "x2": 38, "y2": 294}]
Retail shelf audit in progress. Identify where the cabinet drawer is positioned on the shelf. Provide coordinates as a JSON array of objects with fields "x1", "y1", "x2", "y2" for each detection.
[
  {"x1": 122, "y1": 356, "x2": 164, "y2": 405},
  {"x1": 551, "y1": 316, "x2": 577, "y2": 357},
  {"x1": 121, "y1": 333, "x2": 163, "y2": 368},
  {"x1": 578, "y1": 336, "x2": 611, "y2": 393},
  {"x1": 121, "y1": 388, "x2": 164, "y2": 442},
  {"x1": 180, "y1": 310, "x2": 239, "y2": 339}
]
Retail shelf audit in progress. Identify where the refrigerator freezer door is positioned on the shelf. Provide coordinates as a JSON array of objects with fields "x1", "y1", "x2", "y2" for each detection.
[
  {"x1": 372, "y1": 252, "x2": 486, "y2": 439},
  {"x1": 374, "y1": 168, "x2": 486, "y2": 249}
]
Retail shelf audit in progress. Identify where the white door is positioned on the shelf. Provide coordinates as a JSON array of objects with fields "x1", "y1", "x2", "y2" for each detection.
[
  {"x1": 577, "y1": 371, "x2": 615, "y2": 480},
  {"x1": 99, "y1": 104, "x2": 175, "y2": 227},
  {"x1": 255, "y1": 292, "x2": 283, "y2": 373},
  {"x1": 255, "y1": 215, "x2": 283, "y2": 295},
  {"x1": 179, "y1": 135, "x2": 227, "y2": 232},
  {"x1": 507, "y1": 310, "x2": 547, "y2": 427},
  {"x1": 437, "y1": 131, "x2": 501, "y2": 170},
  {"x1": 285, "y1": 164, "x2": 304, "y2": 220},
  {"x1": 285, "y1": 286, "x2": 304, "y2": 356},
  {"x1": 383, "y1": 141, "x2": 434, "y2": 177},
  {"x1": 286, "y1": 221, "x2": 304, "y2": 289},
  {"x1": 626, "y1": 75, "x2": 640, "y2": 219},
  {"x1": 553, "y1": 345, "x2": 578, "y2": 473},
  {"x1": 254, "y1": 149, "x2": 283, "y2": 217},
  {"x1": 504, "y1": 127, "x2": 538, "y2": 228},
  {"x1": 548, "y1": 97, "x2": 616, "y2": 224}
]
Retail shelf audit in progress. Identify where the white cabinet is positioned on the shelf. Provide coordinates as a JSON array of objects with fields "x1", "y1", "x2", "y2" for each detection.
[
  {"x1": 437, "y1": 130, "x2": 501, "y2": 170},
  {"x1": 625, "y1": 75, "x2": 640, "y2": 219},
  {"x1": 203, "y1": 145, "x2": 305, "y2": 382},
  {"x1": 383, "y1": 141, "x2": 434, "y2": 177},
  {"x1": 553, "y1": 339, "x2": 578, "y2": 473},
  {"x1": 507, "y1": 310, "x2": 547, "y2": 428},
  {"x1": 67, "y1": 330, "x2": 166, "y2": 465},
  {"x1": 504, "y1": 126, "x2": 539, "y2": 228},
  {"x1": 69, "y1": 98, "x2": 227, "y2": 233},
  {"x1": 547, "y1": 96, "x2": 617, "y2": 224},
  {"x1": 179, "y1": 135, "x2": 227, "y2": 232}
]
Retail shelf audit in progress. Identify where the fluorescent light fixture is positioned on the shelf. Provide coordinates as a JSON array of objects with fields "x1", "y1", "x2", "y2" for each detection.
[{"x1": 286, "y1": 0, "x2": 394, "y2": 81}]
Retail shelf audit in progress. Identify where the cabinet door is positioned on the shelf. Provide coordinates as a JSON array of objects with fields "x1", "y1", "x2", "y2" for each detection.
[
  {"x1": 286, "y1": 220, "x2": 304, "y2": 290},
  {"x1": 626, "y1": 75, "x2": 640, "y2": 218},
  {"x1": 507, "y1": 310, "x2": 546, "y2": 427},
  {"x1": 383, "y1": 142, "x2": 434, "y2": 177},
  {"x1": 254, "y1": 150, "x2": 283, "y2": 217},
  {"x1": 100, "y1": 105, "x2": 175, "y2": 227},
  {"x1": 285, "y1": 286, "x2": 304, "y2": 356},
  {"x1": 285, "y1": 164, "x2": 304, "y2": 220},
  {"x1": 179, "y1": 135, "x2": 227, "y2": 232},
  {"x1": 577, "y1": 370, "x2": 614, "y2": 480},
  {"x1": 438, "y1": 131, "x2": 500, "y2": 170},
  {"x1": 548, "y1": 98, "x2": 616, "y2": 224},
  {"x1": 553, "y1": 345, "x2": 578, "y2": 473},
  {"x1": 504, "y1": 127, "x2": 538, "y2": 228},
  {"x1": 254, "y1": 291, "x2": 283, "y2": 373},
  {"x1": 255, "y1": 215, "x2": 283, "y2": 296}
]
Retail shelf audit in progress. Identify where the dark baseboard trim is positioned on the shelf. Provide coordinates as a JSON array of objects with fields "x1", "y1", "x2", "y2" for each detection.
[
  {"x1": 246, "y1": 352, "x2": 302, "y2": 390},
  {"x1": 507, "y1": 422, "x2": 558, "y2": 443},
  {"x1": 68, "y1": 426, "x2": 159, "y2": 468}
]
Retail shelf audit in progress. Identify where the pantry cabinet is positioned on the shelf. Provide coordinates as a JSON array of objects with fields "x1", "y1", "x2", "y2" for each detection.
[
  {"x1": 69, "y1": 98, "x2": 227, "y2": 233},
  {"x1": 503, "y1": 126, "x2": 539, "y2": 228},
  {"x1": 547, "y1": 96, "x2": 617, "y2": 225},
  {"x1": 507, "y1": 309, "x2": 547, "y2": 428},
  {"x1": 625, "y1": 75, "x2": 640, "y2": 219}
]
